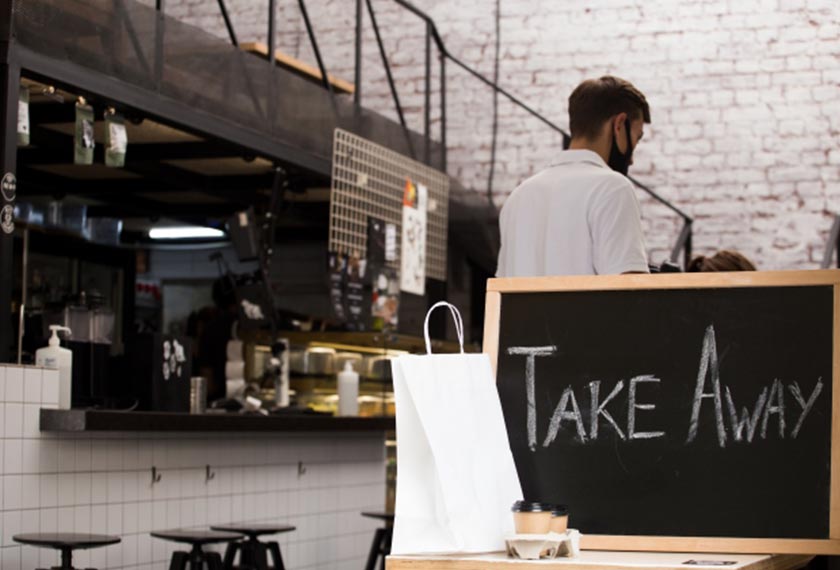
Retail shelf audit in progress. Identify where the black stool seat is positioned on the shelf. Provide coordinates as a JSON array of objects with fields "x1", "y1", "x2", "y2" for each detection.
[
  {"x1": 211, "y1": 523, "x2": 295, "y2": 570},
  {"x1": 361, "y1": 512, "x2": 395, "y2": 523},
  {"x1": 152, "y1": 529, "x2": 243, "y2": 570},
  {"x1": 210, "y1": 524, "x2": 295, "y2": 537},
  {"x1": 361, "y1": 512, "x2": 394, "y2": 570},
  {"x1": 152, "y1": 529, "x2": 244, "y2": 545},
  {"x1": 14, "y1": 533, "x2": 121, "y2": 570}
]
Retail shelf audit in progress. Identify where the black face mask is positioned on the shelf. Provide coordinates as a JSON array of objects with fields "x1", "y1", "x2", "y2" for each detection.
[{"x1": 607, "y1": 118, "x2": 634, "y2": 176}]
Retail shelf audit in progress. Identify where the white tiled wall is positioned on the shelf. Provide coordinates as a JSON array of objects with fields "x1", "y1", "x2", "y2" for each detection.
[{"x1": 0, "y1": 365, "x2": 387, "y2": 570}]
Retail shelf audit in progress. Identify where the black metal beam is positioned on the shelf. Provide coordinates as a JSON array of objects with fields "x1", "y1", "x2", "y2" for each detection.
[
  {"x1": 0, "y1": 62, "x2": 19, "y2": 361},
  {"x1": 354, "y1": 0, "x2": 363, "y2": 113},
  {"x1": 297, "y1": 0, "x2": 338, "y2": 114},
  {"x1": 217, "y1": 0, "x2": 239, "y2": 46}
]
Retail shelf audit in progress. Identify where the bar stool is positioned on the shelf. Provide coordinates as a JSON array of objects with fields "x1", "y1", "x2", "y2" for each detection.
[
  {"x1": 13, "y1": 532, "x2": 121, "y2": 570},
  {"x1": 361, "y1": 512, "x2": 394, "y2": 570},
  {"x1": 211, "y1": 523, "x2": 295, "y2": 570},
  {"x1": 151, "y1": 529, "x2": 244, "y2": 570}
]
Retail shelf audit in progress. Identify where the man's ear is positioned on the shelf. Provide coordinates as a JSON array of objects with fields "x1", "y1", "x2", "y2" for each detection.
[{"x1": 613, "y1": 112, "x2": 628, "y2": 135}]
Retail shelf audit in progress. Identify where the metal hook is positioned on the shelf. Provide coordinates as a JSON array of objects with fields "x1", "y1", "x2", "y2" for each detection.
[
  {"x1": 298, "y1": 461, "x2": 307, "y2": 477},
  {"x1": 151, "y1": 466, "x2": 162, "y2": 485},
  {"x1": 205, "y1": 464, "x2": 216, "y2": 483}
]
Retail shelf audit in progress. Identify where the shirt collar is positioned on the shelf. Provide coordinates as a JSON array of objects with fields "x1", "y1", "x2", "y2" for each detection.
[{"x1": 552, "y1": 149, "x2": 608, "y2": 169}]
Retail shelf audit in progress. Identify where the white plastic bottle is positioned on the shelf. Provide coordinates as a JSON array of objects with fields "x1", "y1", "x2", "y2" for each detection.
[
  {"x1": 337, "y1": 361, "x2": 359, "y2": 416},
  {"x1": 35, "y1": 325, "x2": 73, "y2": 409}
]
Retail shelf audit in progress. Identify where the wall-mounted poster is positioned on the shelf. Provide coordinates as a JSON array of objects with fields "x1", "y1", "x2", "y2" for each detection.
[{"x1": 400, "y1": 178, "x2": 427, "y2": 296}]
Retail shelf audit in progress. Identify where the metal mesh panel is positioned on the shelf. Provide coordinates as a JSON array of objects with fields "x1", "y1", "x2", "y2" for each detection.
[{"x1": 330, "y1": 129, "x2": 449, "y2": 282}]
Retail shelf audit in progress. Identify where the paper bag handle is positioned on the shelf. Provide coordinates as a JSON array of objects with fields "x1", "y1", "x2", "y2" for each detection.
[{"x1": 424, "y1": 301, "x2": 465, "y2": 354}]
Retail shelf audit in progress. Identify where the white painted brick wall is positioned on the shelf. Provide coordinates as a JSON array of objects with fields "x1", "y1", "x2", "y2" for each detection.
[
  {"x1": 0, "y1": 365, "x2": 386, "y2": 570},
  {"x1": 153, "y1": 0, "x2": 840, "y2": 270}
]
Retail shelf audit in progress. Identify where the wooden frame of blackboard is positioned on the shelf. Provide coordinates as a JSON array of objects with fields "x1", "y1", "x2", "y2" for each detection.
[{"x1": 482, "y1": 269, "x2": 840, "y2": 555}]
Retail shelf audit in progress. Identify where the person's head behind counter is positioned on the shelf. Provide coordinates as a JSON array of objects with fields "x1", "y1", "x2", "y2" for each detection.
[{"x1": 687, "y1": 250, "x2": 757, "y2": 272}]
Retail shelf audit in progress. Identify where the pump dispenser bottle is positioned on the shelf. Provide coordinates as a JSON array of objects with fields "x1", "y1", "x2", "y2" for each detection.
[
  {"x1": 337, "y1": 361, "x2": 359, "y2": 416},
  {"x1": 35, "y1": 325, "x2": 73, "y2": 409}
]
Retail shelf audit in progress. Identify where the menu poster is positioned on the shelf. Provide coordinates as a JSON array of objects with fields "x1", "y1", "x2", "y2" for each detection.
[
  {"x1": 328, "y1": 252, "x2": 347, "y2": 322},
  {"x1": 367, "y1": 217, "x2": 386, "y2": 264},
  {"x1": 400, "y1": 178, "x2": 427, "y2": 296},
  {"x1": 371, "y1": 265, "x2": 399, "y2": 331},
  {"x1": 345, "y1": 254, "x2": 368, "y2": 331},
  {"x1": 327, "y1": 251, "x2": 370, "y2": 331}
]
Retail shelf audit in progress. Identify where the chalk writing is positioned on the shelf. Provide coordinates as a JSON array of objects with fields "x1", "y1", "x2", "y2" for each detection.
[{"x1": 507, "y1": 324, "x2": 824, "y2": 451}]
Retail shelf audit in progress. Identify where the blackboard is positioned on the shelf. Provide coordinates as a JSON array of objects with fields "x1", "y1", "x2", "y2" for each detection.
[{"x1": 483, "y1": 271, "x2": 840, "y2": 554}]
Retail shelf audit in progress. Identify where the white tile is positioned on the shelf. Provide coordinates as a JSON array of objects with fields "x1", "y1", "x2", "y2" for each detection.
[
  {"x1": 74, "y1": 439, "x2": 92, "y2": 472},
  {"x1": 21, "y1": 440, "x2": 39, "y2": 474},
  {"x1": 57, "y1": 440, "x2": 75, "y2": 472},
  {"x1": 38, "y1": 439, "x2": 58, "y2": 473},
  {"x1": 90, "y1": 547, "x2": 107, "y2": 570},
  {"x1": 58, "y1": 472, "x2": 75, "y2": 507},
  {"x1": 2, "y1": 510, "x2": 21, "y2": 547},
  {"x1": 137, "y1": 500, "x2": 152, "y2": 533},
  {"x1": 41, "y1": 369, "x2": 59, "y2": 406},
  {"x1": 107, "y1": 503, "x2": 123, "y2": 535},
  {"x1": 122, "y1": 534, "x2": 139, "y2": 567},
  {"x1": 22, "y1": 404, "x2": 39, "y2": 439},
  {"x1": 57, "y1": 506, "x2": 73, "y2": 532},
  {"x1": 107, "y1": 471, "x2": 123, "y2": 503},
  {"x1": 23, "y1": 368, "x2": 41, "y2": 403},
  {"x1": 39, "y1": 473, "x2": 58, "y2": 508},
  {"x1": 1, "y1": 545, "x2": 22, "y2": 570},
  {"x1": 137, "y1": 533, "x2": 152, "y2": 565},
  {"x1": 4, "y1": 367, "x2": 23, "y2": 403},
  {"x1": 91, "y1": 505, "x2": 108, "y2": 533},
  {"x1": 91, "y1": 441, "x2": 109, "y2": 471},
  {"x1": 21, "y1": 541, "x2": 39, "y2": 570},
  {"x1": 19, "y1": 509, "x2": 38, "y2": 534},
  {"x1": 38, "y1": 546, "x2": 58, "y2": 569},
  {"x1": 122, "y1": 439, "x2": 140, "y2": 470},
  {"x1": 106, "y1": 441, "x2": 123, "y2": 470},
  {"x1": 74, "y1": 472, "x2": 92, "y2": 505},
  {"x1": 4, "y1": 403, "x2": 23, "y2": 438},
  {"x1": 0, "y1": 367, "x2": 5, "y2": 412},
  {"x1": 38, "y1": 508, "x2": 58, "y2": 533},
  {"x1": 124, "y1": 470, "x2": 139, "y2": 502},
  {"x1": 20, "y1": 472, "x2": 39, "y2": 510},
  {"x1": 90, "y1": 472, "x2": 108, "y2": 504},
  {"x1": 3, "y1": 440, "x2": 22, "y2": 474},
  {"x1": 123, "y1": 502, "x2": 139, "y2": 534},
  {"x1": 166, "y1": 497, "x2": 181, "y2": 527},
  {"x1": 3, "y1": 475, "x2": 22, "y2": 510},
  {"x1": 73, "y1": 505, "x2": 91, "y2": 533}
]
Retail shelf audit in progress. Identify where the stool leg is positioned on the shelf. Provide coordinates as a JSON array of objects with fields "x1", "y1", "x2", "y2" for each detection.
[
  {"x1": 223, "y1": 542, "x2": 239, "y2": 570},
  {"x1": 252, "y1": 542, "x2": 269, "y2": 570},
  {"x1": 207, "y1": 551, "x2": 224, "y2": 570},
  {"x1": 267, "y1": 541, "x2": 285, "y2": 570},
  {"x1": 170, "y1": 551, "x2": 190, "y2": 570},
  {"x1": 380, "y1": 527, "x2": 393, "y2": 570},
  {"x1": 365, "y1": 528, "x2": 385, "y2": 570}
]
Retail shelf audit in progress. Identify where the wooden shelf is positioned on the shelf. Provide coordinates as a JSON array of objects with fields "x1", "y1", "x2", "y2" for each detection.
[
  {"x1": 240, "y1": 42, "x2": 355, "y2": 94},
  {"x1": 40, "y1": 408, "x2": 394, "y2": 432}
]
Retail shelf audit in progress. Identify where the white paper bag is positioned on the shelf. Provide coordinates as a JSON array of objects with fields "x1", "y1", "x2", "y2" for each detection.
[{"x1": 391, "y1": 302, "x2": 522, "y2": 555}]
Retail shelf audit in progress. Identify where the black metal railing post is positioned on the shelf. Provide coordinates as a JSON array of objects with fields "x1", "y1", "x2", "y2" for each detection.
[
  {"x1": 297, "y1": 0, "x2": 338, "y2": 115},
  {"x1": 354, "y1": 0, "x2": 363, "y2": 115},
  {"x1": 424, "y1": 21, "x2": 431, "y2": 164},
  {"x1": 154, "y1": 0, "x2": 164, "y2": 89},
  {"x1": 217, "y1": 0, "x2": 239, "y2": 46},
  {"x1": 440, "y1": 53, "x2": 446, "y2": 171},
  {"x1": 366, "y1": 0, "x2": 416, "y2": 159}
]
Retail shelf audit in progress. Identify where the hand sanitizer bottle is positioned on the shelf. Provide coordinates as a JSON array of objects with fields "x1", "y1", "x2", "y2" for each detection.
[
  {"x1": 35, "y1": 325, "x2": 73, "y2": 409},
  {"x1": 337, "y1": 361, "x2": 359, "y2": 416}
]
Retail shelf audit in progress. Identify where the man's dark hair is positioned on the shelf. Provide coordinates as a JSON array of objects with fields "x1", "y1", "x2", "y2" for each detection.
[{"x1": 568, "y1": 76, "x2": 651, "y2": 140}]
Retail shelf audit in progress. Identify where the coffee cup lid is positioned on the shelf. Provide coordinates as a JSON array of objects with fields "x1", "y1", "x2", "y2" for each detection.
[
  {"x1": 511, "y1": 500, "x2": 551, "y2": 513},
  {"x1": 551, "y1": 504, "x2": 568, "y2": 516}
]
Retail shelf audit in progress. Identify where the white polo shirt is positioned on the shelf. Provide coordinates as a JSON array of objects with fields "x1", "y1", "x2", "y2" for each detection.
[{"x1": 496, "y1": 149, "x2": 649, "y2": 277}]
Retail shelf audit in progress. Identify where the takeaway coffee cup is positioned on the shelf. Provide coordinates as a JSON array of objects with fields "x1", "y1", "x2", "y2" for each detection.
[
  {"x1": 511, "y1": 501, "x2": 552, "y2": 534},
  {"x1": 549, "y1": 505, "x2": 569, "y2": 533}
]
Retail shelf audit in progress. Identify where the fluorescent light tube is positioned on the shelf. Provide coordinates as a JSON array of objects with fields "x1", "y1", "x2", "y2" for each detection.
[{"x1": 148, "y1": 226, "x2": 225, "y2": 240}]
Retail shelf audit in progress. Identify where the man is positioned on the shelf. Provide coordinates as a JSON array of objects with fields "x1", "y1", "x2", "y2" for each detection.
[{"x1": 497, "y1": 76, "x2": 651, "y2": 277}]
